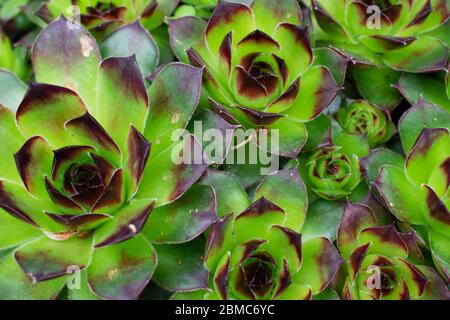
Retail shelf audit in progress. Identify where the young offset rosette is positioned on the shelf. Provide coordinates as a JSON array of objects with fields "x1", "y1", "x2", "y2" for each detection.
[
  {"x1": 169, "y1": 0, "x2": 345, "y2": 157},
  {"x1": 299, "y1": 145, "x2": 363, "y2": 201},
  {"x1": 338, "y1": 202, "x2": 450, "y2": 300},
  {"x1": 0, "y1": 17, "x2": 218, "y2": 300},
  {"x1": 308, "y1": 0, "x2": 449, "y2": 72},
  {"x1": 172, "y1": 164, "x2": 343, "y2": 300},
  {"x1": 337, "y1": 100, "x2": 395, "y2": 148},
  {"x1": 365, "y1": 100, "x2": 450, "y2": 284}
]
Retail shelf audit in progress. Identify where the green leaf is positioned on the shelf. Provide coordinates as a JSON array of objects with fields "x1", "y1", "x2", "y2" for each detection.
[
  {"x1": 398, "y1": 99, "x2": 450, "y2": 154},
  {"x1": 292, "y1": 237, "x2": 343, "y2": 294},
  {"x1": 137, "y1": 135, "x2": 207, "y2": 206},
  {"x1": 395, "y1": 73, "x2": 450, "y2": 112},
  {"x1": 381, "y1": 37, "x2": 449, "y2": 73},
  {"x1": 286, "y1": 66, "x2": 339, "y2": 121},
  {"x1": 67, "y1": 270, "x2": 100, "y2": 300},
  {"x1": 0, "y1": 252, "x2": 66, "y2": 300},
  {"x1": 0, "y1": 106, "x2": 25, "y2": 183},
  {"x1": 334, "y1": 132, "x2": 370, "y2": 158},
  {"x1": 96, "y1": 56, "x2": 148, "y2": 148},
  {"x1": 201, "y1": 169, "x2": 250, "y2": 218},
  {"x1": 14, "y1": 235, "x2": 93, "y2": 282},
  {"x1": 153, "y1": 237, "x2": 209, "y2": 292},
  {"x1": 352, "y1": 65, "x2": 402, "y2": 111},
  {"x1": 313, "y1": 47, "x2": 348, "y2": 87},
  {"x1": 0, "y1": 209, "x2": 41, "y2": 251},
  {"x1": 94, "y1": 199, "x2": 155, "y2": 249},
  {"x1": 361, "y1": 148, "x2": 404, "y2": 184},
  {"x1": 144, "y1": 185, "x2": 217, "y2": 244},
  {"x1": 141, "y1": 0, "x2": 179, "y2": 30},
  {"x1": 374, "y1": 165, "x2": 426, "y2": 225},
  {"x1": 429, "y1": 230, "x2": 450, "y2": 283},
  {"x1": 234, "y1": 198, "x2": 285, "y2": 244},
  {"x1": 0, "y1": 69, "x2": 27, "y2": 111},
  {"x1": 302, "y1": 200, "x2": 345, "y2": 242},
  {"x1": 144, "y1": 63, "x2": 203, "y2": 157},
  {"x1": 406, "y1": 128, "x2": 449, "y2": 186},
  {"x1": 169, "y1": 16, "x2": 208, "y2": 63},
  {"x1": 88, "y1": 235, "x2": 156, "y2": 300},
  {"x1": 100, "y1": 21, "x2": 159, "y2": 77},
  {"x1": 252, "y1": 0, "x2": 301, "y2": 36},
  {"x1": 33, "y1": 17, "x2": 100, "y2": 110},
  {"x1": 17, "y1": 83, "x2": 87, "y2": 148},
  {"x1": 254, "y1": 164, "x2": 307, "y2": 231},
  {"x1": 304, "y1": 114, "x2": 332, "y2": 152}
]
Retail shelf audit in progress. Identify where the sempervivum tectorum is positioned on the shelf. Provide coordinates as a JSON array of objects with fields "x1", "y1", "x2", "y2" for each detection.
[
  {"x1": 308, "y1": 0, "x2": 449, "y2": 72},
  {"x1": 362, "y1": 99, "x2": 450, "y2": 284},
  {"x1": 0, "y1": 17, "x2": 218, "y2": 300},
  {"x1": 338, "y1": 202, "x2": 450, "y2": 300},
  {"x1": 169, "y1": 0, "x2": 346, "y2": 158},
  {"x1": 172, "y1": 164, "x2": 344, "y2": 300}
]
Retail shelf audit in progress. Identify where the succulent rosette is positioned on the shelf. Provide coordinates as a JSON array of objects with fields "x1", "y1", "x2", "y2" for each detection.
[
  {"x1": 169, "y1": 0, "x2": 346, "y2": 157},
  {"x1": 299, "y1": 143, "x2": 364, "y2": 201},
  {"x1": 336, "y1": 100, "x2": 396, "y2": 148},
  {"x1": 0, "y1": 17, "x2": 218, "y2": 300},
  {"x1": 338, "y1": 202, "x2": 450, "y2": 300},
  {"x1": 364, "y1": 99, "x2": 450, "y2": 283},
  {"x1": 172, "y1": 164, "x2": 343, "y2": 300},
  {"x1": 306, "y1": 0, "x2": 449, "y2": 110},
  {"x1": 308, "y1": 0, "x2": 449, "y2": 72},
  {"x1": 38, "y1": 0, "x2": 179, "y2": 36}
]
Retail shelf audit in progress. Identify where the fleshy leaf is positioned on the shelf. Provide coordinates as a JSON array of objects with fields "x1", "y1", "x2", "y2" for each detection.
[
  {"x1": 358, "y1": 225, "x2": 408, "y2": 258},
  {"x1": 399, "y1": 101, "x2": 450, "y2": 154},
  {"x1": 144, "y1": 63, "x2": 203, "y2": 157},
  {"x1": 0, "y1": 209, "x2": 41, "y2": 251},
  {"x1": 100, "y1": 21, "x2": 159, "y2": 77},
  {"x1": 406, "y1": 128, "x2": 449, "y2": 186},
  {"x1": 14, "y1": 136, "x2": 53, "y2": 198},
  {"x1": 17, "y1": 83, "x2": 87, "y2": 148},
  {"x1": 144, "y1": 185, "x2": 218, "y2": 244},
  {"x1": 169, "y1": 16, "x2": 208, "y2": 63},
  {"x1": 14, "y1": 235, "x2": 93, "y2": 282},
  {"x1": 0, "y1": 252, "x2": 66, "y2": 300},
  {"x1": 361, "y1": 148, "x2": 404, "y2": 184},
  {"x1": 153, "y1": 237, "x2": 209, "y2": 293},
  {"x1": 33, "y1": 16, "x2": 100, "y2": 110},
  {"x1": 302, "y1": 200, "x2": 345, "y2": 242},
  {"x1": 352, "y1": 65, "x2": 402, "y2": 111},
  {"x1": 0, "y1": 70, "x2": 27, "y2": 112},
  {"x1": 395, "y1": 73, "x2": 450, "y2": 112},
  {"x1": 137, "y1": 135, "x2": 207, "y2": 206},
  {"x1": 286, "y1": 66, "x2": 339, "y2": 121},
  {"x1": 292, "y1": 237, "x2": 343, "y2": 294},
  {"x1": 88, "y1": 235, "x2": 156, "y2": 300},
  {"x1": 96, "y1": 56, "x2": 148, "y2": 148},
  {"x1": 252, "y1": 0, "x2": 301, "y2": 35},
  {"x1": 94, "y1": 199, "x2": 155, "y2": 248},
  {"x1": 374, "y1": 165, "x2": 426, "y2": 225},
  {"x1": 313, "y1": 47, "x2": 349, "y2": 87},
  {"x1": 0, "y1": 106, "x2": 25, "y2": 183},
  {"x1": 234, "y1": 198, "x2": 285, "y2": 244},
  {"x1": 201, "y1": 169, "x2": 250, "y2": 218},
  {"x1": 337, "y1": 202, "x2": 377, "y2": 259},
  {"x1": 254, "y1": 163, "x2": 307, "y2": 231}
]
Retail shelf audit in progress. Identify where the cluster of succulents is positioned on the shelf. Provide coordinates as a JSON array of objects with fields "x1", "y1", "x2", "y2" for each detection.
[{"x1": 0, "y1": 0, "x2": 449, "y2": 301}]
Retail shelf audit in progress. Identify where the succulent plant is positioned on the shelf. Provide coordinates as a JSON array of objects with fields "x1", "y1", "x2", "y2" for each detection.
[
  {"x1": 37, "y1": 0, "x2": 179, "y2": 38},
  {"x1": 336, "y1": 100, "x2": 396, "y2": 148},
  {"x1": 338, "y1": 202, "x2": 450, "y2": 300},
  {"x1": 172, "y1": 165, "x2": 343, "y2": 300},
  {"x1": 0, "y1": 17, "x2": 218, "y2": 300},
  {"x1": 364, "y1": 100, "x2": 450, "y2": 284},
  {"x1": 308, "y1": 0, "x2": 449, "y2": 72},
  {"x1": 169, "y1": 0, "x2": 346, "y2": 157}
]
